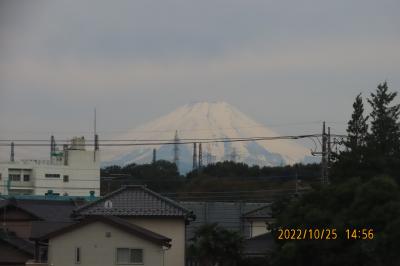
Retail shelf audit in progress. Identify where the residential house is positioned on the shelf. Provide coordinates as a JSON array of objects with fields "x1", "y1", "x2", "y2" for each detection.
[
  {"x1": 0, "y1": 230, "x2": 34, "y2": 266},
  {"x1": 181, "y1": 201, "x2": 271, "y2": 240},
  {"x1": 181, "y1": 202, "x2": 276, "y2": 259},
  {"x1": 37, "y1": 215, "x2": 171, "y2": 266},
  {"x1": 0, "y1": 196, "x2": 89, "y2": 265},
  {"x1": 35, "y1": 185, "x2": 194, "y2": 266},
  {"x1": 242, "y1": 204, "x2": 275, "y2": 238}
]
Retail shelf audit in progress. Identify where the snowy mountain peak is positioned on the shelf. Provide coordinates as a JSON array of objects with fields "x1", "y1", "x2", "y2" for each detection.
[{"x1": 104, "y1": 102, "x2": 313, "y2": 173}]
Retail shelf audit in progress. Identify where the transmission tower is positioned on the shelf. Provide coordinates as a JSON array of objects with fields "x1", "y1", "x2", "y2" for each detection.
[
  {"x1": 230, "y1": 147, "x2": 238, "y2": 162},
  {"x1": 206, "y1": 143, "x2": 212, "y2": 165},
  {"x1": 173, "y1": 130, "x2": 180, "y2": 167},
  {"x1": 152, "y1": 148, "x2": 157, "y2": 164},
  {"x1": 198, "y1": 143, "x2": 203, "y2": 169},
  {"x1": 192, "y1": 143, "x2": 198, "y2": 170}
]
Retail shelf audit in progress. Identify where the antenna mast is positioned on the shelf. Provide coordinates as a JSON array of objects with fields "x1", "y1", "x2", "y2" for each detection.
[{"x1": 10, "y1": 142, "x2": 14, "y2": 162}]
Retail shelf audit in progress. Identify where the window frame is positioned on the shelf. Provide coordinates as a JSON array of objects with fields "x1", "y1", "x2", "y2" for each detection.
[
  {"x1": 23, "y1": 174, "x2": 30, "y2": 182},
  {"x1": 115, "y1": 247, "x2": 144, "y2": 265},
  {"x1": 45, "y1": 173, "x2": 60, "y2": 178},
  {"x1": 75, "y1": 247, "x2": 81, "y2": 264},
  {"x1": 9, "y1": 174, "x2": 21, "y2": 182}
]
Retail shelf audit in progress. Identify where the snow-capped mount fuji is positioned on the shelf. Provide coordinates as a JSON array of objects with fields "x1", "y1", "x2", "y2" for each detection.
[{"x1": 104, "y1": 101, "x2": 313, "y2": 173}]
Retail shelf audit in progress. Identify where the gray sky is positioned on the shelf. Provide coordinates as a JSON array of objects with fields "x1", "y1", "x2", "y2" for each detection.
[{"x1": 0, "y1": 0, "x2": 399, "y2": 155}]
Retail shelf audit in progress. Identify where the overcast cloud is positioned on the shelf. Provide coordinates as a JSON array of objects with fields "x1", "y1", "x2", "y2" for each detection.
[{"x1": 0, "y1": 0, "x2": 399, "y2": 159}]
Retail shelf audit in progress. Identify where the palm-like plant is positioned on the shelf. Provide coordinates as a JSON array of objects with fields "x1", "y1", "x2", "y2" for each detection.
[{"x1": 189, "y1": 223, "x2": 244, "y2": 266}]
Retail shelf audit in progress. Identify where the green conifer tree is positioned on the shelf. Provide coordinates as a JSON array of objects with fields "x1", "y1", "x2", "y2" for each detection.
[
  {"x1": 367, "y1": 82, "x2": 400, "y2": 179},
  {"x1": 331, "y1": 94, "x2": 369, "y2": 180},
  {"x1": 345, "y1": 93, "x2": 369, "y2": 160},
  {"x1": 367, "y1": 82, "x2": 400, "y2": 157}
]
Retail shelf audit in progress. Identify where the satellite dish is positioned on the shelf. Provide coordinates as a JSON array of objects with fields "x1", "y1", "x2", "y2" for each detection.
[{"x1": 104, "y1": 200, "x2": 113, "y2": 209}]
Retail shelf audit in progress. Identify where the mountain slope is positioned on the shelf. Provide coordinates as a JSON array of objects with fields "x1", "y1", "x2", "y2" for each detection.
[{"x1": 104, "y1": 101, "x2": 313, "y2": 173}]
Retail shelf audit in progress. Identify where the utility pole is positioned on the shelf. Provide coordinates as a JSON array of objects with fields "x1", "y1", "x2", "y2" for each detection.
[
  {"x1": 192, "y1": 143, "x2": 197, "y2": 170},
  {"x1": 310, "y1": 121, "x2": 333, "y2": 186},
  {"x1": 327, "y1": 126, "x2": 331, "y2": 185},
  {"x1": 94, "y1": 108, "x2": 99, "y2": 161},
  {"x1": 320, "y1": 121, "x2": 332, "y2": 186},
  {"x1": 321, "y1": 121, "x2": 327, "y2": 185}
]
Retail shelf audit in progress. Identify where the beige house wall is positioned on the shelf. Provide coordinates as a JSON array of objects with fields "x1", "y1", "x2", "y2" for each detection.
[
  {"x1": 126, "y1": 217, "x2": 185, "y2": 266},
  {"x1": 251, "y1": 220, "x2": 269, "y2": 237},
  {"x1": 48, "y1": 221, "x2": 165, "y2": 266}
]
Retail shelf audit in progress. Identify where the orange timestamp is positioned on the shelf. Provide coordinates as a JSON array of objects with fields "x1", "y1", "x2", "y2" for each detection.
[
  {"x1": 345, "y1": 228, "x2": 374, "y2": 240},
  {"x1": 277, "y1": 228, "x2": 374, "y2": 240},
  {"x1": 277, "y1": 228, "x2": 338, "y2": 240}
]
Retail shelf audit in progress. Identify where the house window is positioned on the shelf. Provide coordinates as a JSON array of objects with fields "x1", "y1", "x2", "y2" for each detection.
[
  {"x1": 0, "y1": 173, "x2": 2, "y2": 181},
  {"x1": 9, "y1": 174, "x2": 21, "y2": 181},
  {"x1": 75, "y1": 247, "x2": 81, "y2": 264},
  {"x1": 116, "y1": 248, "x2": 143, "y2": 264},
  {"x1": 45, "y1": 174, "x2": 60, "y2": 178},
  {"x1": 63, "y1": 175, "x2": 69, "y2": 182},
  {"x1": 23, "y1": 175, "x2": 30, "y2": 182}
]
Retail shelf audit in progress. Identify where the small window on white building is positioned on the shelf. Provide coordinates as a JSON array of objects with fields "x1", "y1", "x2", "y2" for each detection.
[
  {"x1": 45, "y1": 174, "x2": 60, "y2": 178},
  {"x1": 0, "y1": 173, "x2": 2, "y2": 181},
  {"x1": 10, "y1": 174, "x2": 21, "y2": 181},
  {"x1": 116, "y1": 248, "x2": 143, "y2": 264},
  {"x1": 75, "y1": 247, "x2": 81, "y2": 264},
  {"x1": 63, "y1": 175, "x2": 69, "y2": 182},
  {"x1": 23, "y1": 175, "x2": 30, "y2": 182}
]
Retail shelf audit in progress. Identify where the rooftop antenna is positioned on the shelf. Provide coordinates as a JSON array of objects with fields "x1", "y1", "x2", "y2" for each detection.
[
  {"x1": 10, "y1": 142, "x2": 14, "y2": 162},
  {"x1": 50, "y1": 135, "x2": 56, "y2": 161}
]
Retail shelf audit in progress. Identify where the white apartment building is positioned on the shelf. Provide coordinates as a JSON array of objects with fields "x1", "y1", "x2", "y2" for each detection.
[{"x1": 0, "y1": 137, "x2": 100, "y2": 196}]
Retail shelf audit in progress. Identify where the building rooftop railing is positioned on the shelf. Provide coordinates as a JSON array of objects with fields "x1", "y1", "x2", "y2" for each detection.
[
  {"x1": 0, "y1": 193, "x2": 98, "y2": 202},
  {"x1": 0, "y1": 159, "x2": 64, "y2": 166}
]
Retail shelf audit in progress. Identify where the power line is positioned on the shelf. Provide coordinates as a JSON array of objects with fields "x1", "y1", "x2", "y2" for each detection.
[
  {"x1": 0, "y1": 121, "x2": 347, "y2": 134},
  {"x1": 0, "y1": 134, "x2": 347, "y2": 147}
]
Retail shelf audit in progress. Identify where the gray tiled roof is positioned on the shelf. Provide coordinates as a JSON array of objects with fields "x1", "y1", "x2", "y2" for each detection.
[
  {"x1": 244, "y1": 233, "x2": 276, "y2": 255},
  {"x1": 180, "y1": 202, "x2": 270, "y2": 240},
  {"x1": 30, "y1": 221, "x2": 75, "y2": 240},
  {"x1": 75, "y1": 186, "x2": 193, "y2": 218},
  {"x1": 38, "y1": 216, "x2": 171, "y2": 247},
  {"x1": 0, "y1": 230, "x2": 35, "y2": 256},
  {"x1": 242, "y1": 204, "x2": 272, "y2": 219},
  {"x1": 0, "y1": 199, "x2": 79, "y2": 222}
]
